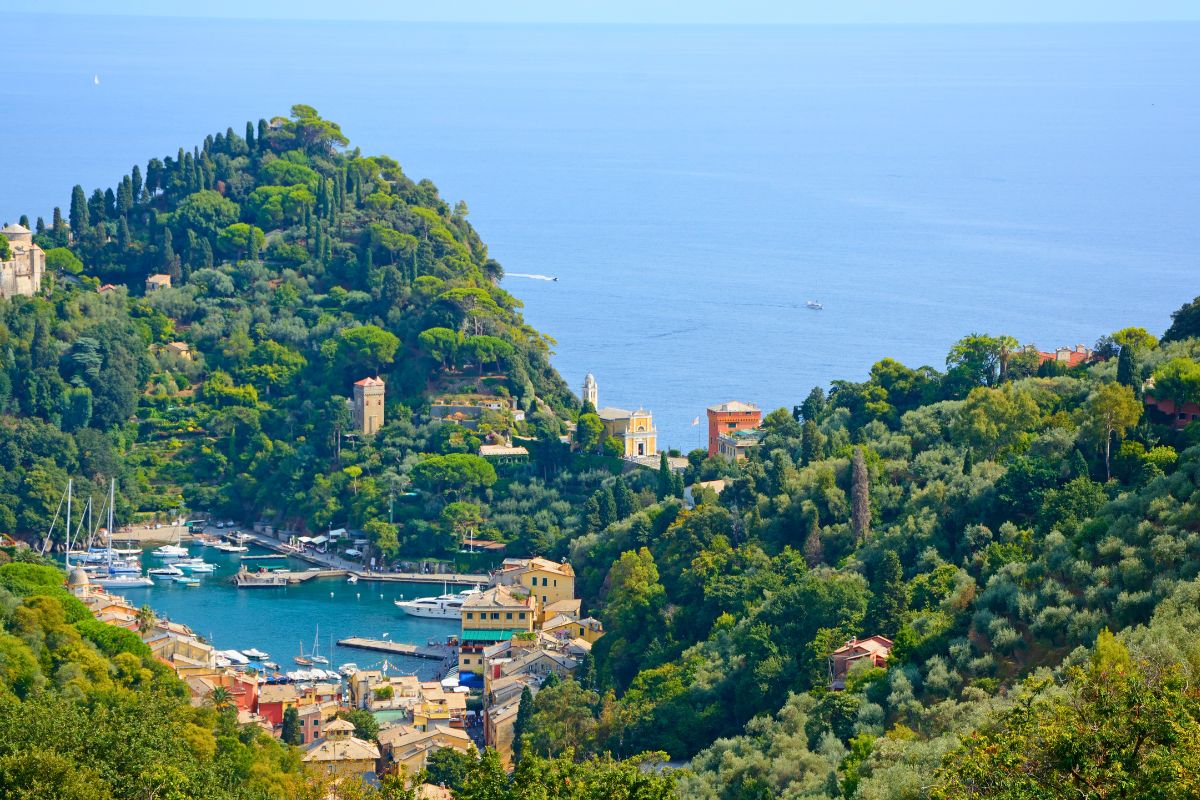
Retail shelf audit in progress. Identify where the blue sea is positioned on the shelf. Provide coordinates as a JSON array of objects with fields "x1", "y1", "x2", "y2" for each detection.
[{"x1": 2, "y1": 16, "x2": 1198, "y2": 450}]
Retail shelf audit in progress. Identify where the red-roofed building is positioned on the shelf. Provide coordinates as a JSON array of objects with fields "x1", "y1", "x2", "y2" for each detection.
[
  {"x1": 829, "y1": 635, "x2": 893, "y2": 690},
  {"x1": 1145, "y1": 395, "x2": 1200, "y2": 429},
  {"x1": 1035, "y1": 344, "x2": 1094, "y2": 369},
  {"x1": 351, "y1": 377, "x2": 385, "y2": 435}
]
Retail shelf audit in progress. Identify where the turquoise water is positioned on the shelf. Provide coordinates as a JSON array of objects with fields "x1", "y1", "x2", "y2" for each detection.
[
  {"x1": 108, "y1": 544, "x2": 458, "y2": 679},
  {"x1": 2, "y1": 18, "x2": 1198, "y2": 448}
]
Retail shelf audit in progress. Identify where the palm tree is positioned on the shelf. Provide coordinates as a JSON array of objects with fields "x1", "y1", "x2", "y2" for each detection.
[
  {"x1": 207, "y1": 686, "x2": 235, "y2": 712},
  {"x1": 135, "y1": 605, "x2": 155, "y2": 635}
]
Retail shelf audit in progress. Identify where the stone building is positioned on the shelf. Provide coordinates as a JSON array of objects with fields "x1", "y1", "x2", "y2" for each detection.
[
  {"x1": 145, "y1": 273, "x2": 172, "y2": 292},
  {"x1": 352, "y1": 376, "x2": 385, "y2": 435},
  {"x1": 0, "y1": 223, "x2": 45, "y2": 299}
]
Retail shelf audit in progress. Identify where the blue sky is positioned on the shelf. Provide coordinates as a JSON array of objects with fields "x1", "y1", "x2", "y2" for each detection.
[{"x1": 13, "y1": 0, "x2": 1200, "y2": 23}]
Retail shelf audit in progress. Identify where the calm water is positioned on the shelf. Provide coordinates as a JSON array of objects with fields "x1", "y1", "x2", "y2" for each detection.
[
  {"x1": 3, "y1": 17, "x2": 1198, "y2": 449},
  {"x1": 108, "y1": 545, "x2": 458, "y2": 678}
]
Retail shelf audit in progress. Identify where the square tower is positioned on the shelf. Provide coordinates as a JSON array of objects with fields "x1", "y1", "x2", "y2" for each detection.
[
  {"x1": 706, "y1": 401, "x2": 761, "y2": 457},
  {"x1": 352, "y1": 377, "x2": 385, "y2": 435}
]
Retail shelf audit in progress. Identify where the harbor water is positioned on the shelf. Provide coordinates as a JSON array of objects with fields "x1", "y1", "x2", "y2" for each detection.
[{"x1": 108, "y1": 544, "x2": 461, "y2": 679}]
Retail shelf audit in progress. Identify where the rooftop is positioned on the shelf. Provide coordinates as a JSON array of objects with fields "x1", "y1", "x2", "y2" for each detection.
[
  {"x1": 707, "y1": 400, "x2": 760, "y2": 413},
  {"x1": 464, "y1": 585, "x2": 534, "y2": 610},
  {"x1": 354, "y1": 376, "x2": 385, "y2": 387}
]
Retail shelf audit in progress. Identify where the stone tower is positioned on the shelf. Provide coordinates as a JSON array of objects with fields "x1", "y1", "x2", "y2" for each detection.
[
  {"x1": 0, "y1": 223, "x2": 45, "y2": 299},
  {"x1": 582, "y1": 373, "x2": 598, "y2": 409},
  {"x1": 352, "y1": 377, "x2": 385, "y2": 435}
]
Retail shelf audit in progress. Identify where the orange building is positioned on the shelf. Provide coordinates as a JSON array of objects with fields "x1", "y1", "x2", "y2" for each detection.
[{"x1": 706, "y1": 401, "x2": 761, "y2": 457}]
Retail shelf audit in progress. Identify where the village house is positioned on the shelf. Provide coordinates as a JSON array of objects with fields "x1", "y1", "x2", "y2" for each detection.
[
  {"x1": 478, "y1": 442, "x2": 530, "y2": 464},
  {"x1": 346, "y1": 671, "x2": 421, "y2": 712},
  {"x1": 145, "y1": 273, "x2": 172, "y2": 292},
  {"x1": 1029, "y1": 343, "x2": 1094, "y2": 368},
  {"x1": 492, "y1": 557, "x2": 577, "y2": 612},
  {"x1": 163, "y1": 341, "x2": 192, "y2": 360},
  {"x1": 301, "y1": 718, "x2": 381, "y2": 781},
  {"x1": 376, "y1": 723, "x2": 475, "y2": 777},
  {"x1": 706, "y1": 401, "x2": 762, "y2": 457},
  {"x1": 484, "y1": 696, "x2": 523, "y2": 770},
  {"x1": 0, "y1": 223, "x2": 45, "y2": 299},
  {"x1": 412, "y1": 681, "x2": 468, "y2": 731},
  {"x1": 829, "y1": 635, "x2": 894, "y2": 690}
]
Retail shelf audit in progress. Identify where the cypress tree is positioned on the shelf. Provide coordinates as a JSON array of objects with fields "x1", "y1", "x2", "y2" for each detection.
[
  {"x1": 245, "y1": 120, "x2": 256, "y2": 152},
  {"x1": 613, "y1": 477, "x2": 635, "y2": 519},
  {"x1": 800, "y1": 419, "x2": 824, "y2": 465},
  {"x1": 1116, "y1": 345, "x2": 1137, "y2": 389},
  {"x1": 52, "y1": 207, "x2": 68, "y2": 245},
  {"x1": 656, "y1": 452, "x2": 672, "y2": 500},
  {"x1": 161, "y1": 228, "x2": 175, "y2": 269},
  {"x1": 512, "y1": 686, "x2": 534, "y2": 764},
  {"x1": 88, "y1": 188, "x2": 106, "y2": 225},
  {"x1": 18, "y1": 214, "x2": 29, "y2": 228},
  {"x1": 257, "y1": 118, "x2": 268, "y2": 143},
  {"x1": 962, "y1": 447, "x2": 974, "y2": 475},
  {"x1": 117, "y1": 177, "x2": 133, "y2": 216},
  {"x1": 672, "y1": 470, "x2": 685, "y2": 499},
  {"x1": 103, "y1": 188, "x2": 117, "y2": 219},
  {"x1": 131, "y1": 164, "x2": 143, "y2": 199},
  {"x1": 281, "y1": 707, "x2": 301, "y2": 745},
  {"x1": 869, "y1": 551, "x2": 907, "y2": 637},
  {"x1": 851, "y1": 447, "x2": 871, "y2": 543},
  {"x1": 200, "y1": 237, "x2": 214, "y2": 268},
  {"x1": 69, "y1": 185, "x2": 89, "y2": 236},
  {"x1": 803, "y1": 503, "x2": 823, "y2": 567},
  {"x1": 598, "y1": 487, "x2": 617, "y2": 528},
  {"x1": 117, "y1": 216, "x2": 130, "y2": 251},
  {"x1": 1069, "y1": 448, "x2": 1090, "y2": 480},
  {"x1": 35, "y1": 217, "x2": 45, "y2": 235}
]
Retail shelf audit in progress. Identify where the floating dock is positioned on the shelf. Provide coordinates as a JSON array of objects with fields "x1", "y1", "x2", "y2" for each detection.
[
  {"x1": 336, "y1": 637, "x2": 456, "y2": 661},
  {"x1": 241, "y1": 554, "x2": 289, "y2": 561}
]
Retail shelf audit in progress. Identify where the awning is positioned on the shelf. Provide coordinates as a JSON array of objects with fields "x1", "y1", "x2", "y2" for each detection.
[
  {"x1": 458, "y1": 629, "x2": 528, "y2": 643},
  {"x1": 310, "y1": 535, "x2": 329, "y2": 545}
]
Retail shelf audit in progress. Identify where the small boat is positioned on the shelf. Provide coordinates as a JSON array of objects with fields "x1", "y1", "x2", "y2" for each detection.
[
  {"x1": 243, "y1": 648, "x2": 269, "y2": 660},
  {"x1": 346, "y1": 575, "x2": 358, "y2": 584},
  {"x1": 294, "y1": 656, "x2": 313, "y2": 666},
  {"x1": 152, "y1": 544, "x2": 189, "y2": 558},
  {"x1": 149, "y1": 565, "x2": 184, "y2": 579},
  {"x1": 338, "y1": 663, "x2": 359, "y2": 677},
  {"x1": 174, "y1": 575, "x2": 200, "y2": 586},
  {"x1": 175, "y1": 559, "x2": 215, "y2": 573},
  {"x1": 232, "y1": 567, "x2": 288, "y2": 588},
  {"x1": 263, "y1": 661, "x2": 279, "y2": 671},
  {"x1": 805, "y1": 300, "x2": 823, "y2": 310},
  {"x1": 213, "y1": 542, "x2": 249, "y2": 553},
  {"x1": 216, "y1": 649, "x2": 249, "y2": 666},
  {"x1": 94, "y1": 573, "x2": 154, "y2": 588}
]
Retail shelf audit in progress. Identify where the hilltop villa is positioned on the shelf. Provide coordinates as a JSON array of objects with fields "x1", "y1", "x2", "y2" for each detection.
[{"x1": 0, "y1": 223, "x2": 45, "y2": 299}]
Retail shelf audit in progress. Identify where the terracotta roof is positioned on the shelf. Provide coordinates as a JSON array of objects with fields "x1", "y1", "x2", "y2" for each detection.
[
  {"x1": 707, "y1": 400, "x2": 760, "y2": 413},
  {"x1": 302, "y1": 735, "x2": 380, "y2": 763},
  {"x1": 354, "y1": 376, "x2": 385, "y2": 387},
  {"x1": 463, "y1": 585, "x2": 534, "y2": 610}
]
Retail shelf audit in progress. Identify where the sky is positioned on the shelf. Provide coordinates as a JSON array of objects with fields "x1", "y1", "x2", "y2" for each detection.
[{"x1": 11, "y1": 0, "x2": 1200, "y2": 24}]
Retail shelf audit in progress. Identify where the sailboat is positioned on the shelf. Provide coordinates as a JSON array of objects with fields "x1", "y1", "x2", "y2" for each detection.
[
  {"x1": 309, "y1": 625, "x2": 329, "y2": 665},
  {"x1": 93, "y1": 74, "x2": 100, "y2": 86},
  {"x1": 93, "y1": 480, "x2": 152, "y2": 588},
  {"x1": 293, "y1": 640, "x2": 313, "y2": 666}
]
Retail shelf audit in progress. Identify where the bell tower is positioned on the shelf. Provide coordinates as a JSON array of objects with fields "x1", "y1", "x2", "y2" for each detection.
[{"x1": 582, "y1": 373, "x2": 598, "y2": 409}]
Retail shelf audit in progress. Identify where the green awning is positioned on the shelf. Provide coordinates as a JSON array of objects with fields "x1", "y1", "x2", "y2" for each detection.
[{"x1": 459, "y1": 629, "x2": 529, "y2": 642}]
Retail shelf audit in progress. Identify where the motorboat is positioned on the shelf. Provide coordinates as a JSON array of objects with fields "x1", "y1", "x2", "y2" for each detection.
[
  {"x1": 243, "y1": 648, "x2": 269, "y2": 660},
  {"x1": 263, "y1": 661, "x2": 279, "y2": 671},
  {"x1": 174, "y1": 575, "x2": 200, "y2": 586},
  {"x1": 338, "y1": 663, "x2": 359, "y2": 677},
  {"x1": 151, "y1": 544, "x2": 189, "y2": 558},
  {"x1": 346, "y1": 574, "x2": 358, "y2": 584},
  {"x1": 213, "y1": 542, "x2": 249, "y2": 553},
  {"x1": 394, "y1": 587, "x2": 481, "y2": 619},
  {"x1": 805, "y1": 300, "x2": 824, "y2": 310},
  {"x1": 94, "y1": 572, "x2": 154, "y2": 588},
  {"x1": 216, "y1": 649, "x2": 249, "y2": 666},
  {"x1": 175, "y1": 558, "x2": 215, "y2": 573},
  {"x1": 149, "y1": 565, "x2": 184, "y2": 579}
]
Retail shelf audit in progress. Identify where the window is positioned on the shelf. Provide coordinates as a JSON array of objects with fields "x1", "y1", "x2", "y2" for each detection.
[
  {"x1": 491, "y1": 612, "x2": 500, "y2": 620},
  {"x1": 466, "y1": 612, "x2": 473, "y2": 620},
  {"x1": 553, "y1": 579, "x2": 557, "y2": 587},
  {"x1": 519, "y1": 612, "x2": 526, "y2": 620},
  {"x1": 506, "y1": 612, "x2": 513, "y2": 620},
  {"x1": 542, "y1": 577, "x2": 548, "y2": 586},
  {"x1": 543, "y1": 595, "x2": 547, "y2": 604}
]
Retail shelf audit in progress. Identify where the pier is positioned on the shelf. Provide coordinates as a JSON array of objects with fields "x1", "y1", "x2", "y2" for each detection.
[
  {"x1": 240, "y1": 554, "x2": 289, "y2": 562},
  {"x1": 337, "y1": 637, "x2": 457, "y2": 661}
]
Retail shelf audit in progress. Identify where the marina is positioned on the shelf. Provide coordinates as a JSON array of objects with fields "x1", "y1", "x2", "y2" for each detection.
[{"x1": 336, "y1": 637, "x2": 458, "y2": 660}]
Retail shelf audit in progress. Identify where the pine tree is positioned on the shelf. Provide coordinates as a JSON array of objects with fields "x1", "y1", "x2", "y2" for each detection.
[
  {"x1": 1116, "y1": 345, "x2": 1137, "y2": 389},
  {"x1": 1070, "y1": 448, "x2": 1090, "y2": 480},
  {"x1": 512, "y1": 686, "x2": 534, "y2": 764},
  {"x1": 870, "y1": 550, "x2": 907, "y2": 636},
  {"x1": 851, "y1": 447, "x2": 870, "y2": 543},
  {"x1": 803, "y1": 503, "x2": 823, "y2": 567},
  {"x1": 69, "y1": 185, "x2": 89, "y2": 236}
]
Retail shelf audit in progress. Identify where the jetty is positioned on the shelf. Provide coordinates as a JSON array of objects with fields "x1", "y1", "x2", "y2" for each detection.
[
  {"x1": 240, "y1": 554, "x2": 288, "y2": 562},
  {"x1": 232, "y1": 567, "x2": 345, "y2": 587},
  {"x1": 336, "y1": 637, "x2": 457, "y2": 661}
]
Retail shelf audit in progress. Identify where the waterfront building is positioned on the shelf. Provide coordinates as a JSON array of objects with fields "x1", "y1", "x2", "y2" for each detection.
[
  {"x1": 581, "y1": 372, "x2": 598, "y2": 408},
  {"x1": 492, "y1": 557, "x2": 576, "y2": 610},
  {"x1": 460, "y1": 585, "x2": 536, "y2": 674},
  {"x1": 301, "y1": 718, "x2": 380, "y2": 780},
  {"x1": 145, "y1": 273, "x2": 172, "y2": 292},
  {"x1": 351, "y1": 376, "x2": 385, "y2": 435},
  {"x1": 0, "y1": 223, "x2": 44, "y2": 299},
  {"x1": 717, "y1": 427, "x2": 763, "y2": 462},
  {"x1": 597, "y1": 406, "x2": 658, "y2": 458},
  {"x1": 706, "y1": 400, "x2": 761, "y2": 457}
]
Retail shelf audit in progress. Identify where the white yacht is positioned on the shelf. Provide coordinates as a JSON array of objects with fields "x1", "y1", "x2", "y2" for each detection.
[
  {"x1": 394, "y1": 587, "x2": 481, "y2": 619},
  {"x1": 151, "y1": 544, "x2": 189, "y2": 558},
  {"x1": 805, "y1": 300, "x2": 824, "y2": 310},
  {"x1": 94, "y1": 571, "x2": 154, "y2": 588},
  {"x1": 175, "y1": 558, "x2": 215, "y2": 573},
  {"x1": 243, "y1": 648, "x2": 269, "y2": 660},
  {"x1": 213, "y1": 542, "x2": 248, "y2": 553},
  {"x1": 149, "y1": 565, "x2": 184, "y2": 579}
]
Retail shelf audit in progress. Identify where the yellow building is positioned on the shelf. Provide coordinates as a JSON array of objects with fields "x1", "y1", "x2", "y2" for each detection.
[
  {"x1": 597, "y1": 406, "x2": 657, "y2": 458},
  {"x1": 493, "y1": 557, "x2": 576, "y2": 611},
  {"x1": 302, "y1": 719, "x2": 381, "y2": 779},
  {"x1": 377, "y1": 724, "x2": 475, "y2": 776},
  {"x1": 0, "y1": 223, "x2": 44, "y2": 299},
  {"x1": 460, "y1": 585, "x2": 537, "y2": 673}
]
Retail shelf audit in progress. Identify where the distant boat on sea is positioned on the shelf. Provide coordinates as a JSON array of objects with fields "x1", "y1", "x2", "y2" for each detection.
[
  {"x1": 806, "y1": 300, "x2": 823, "y2": 310},
  {"x1": 93, "y1": 74, "x2": 100, "y2": 86}
]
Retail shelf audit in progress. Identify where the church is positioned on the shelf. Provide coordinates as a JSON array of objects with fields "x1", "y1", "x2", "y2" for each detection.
[
  {"x1": 0, "y1": 223, "x2": 45, "y2": 299},
  {"x1": 582, "y1": 373, "x2": 658, "y2": 458}
]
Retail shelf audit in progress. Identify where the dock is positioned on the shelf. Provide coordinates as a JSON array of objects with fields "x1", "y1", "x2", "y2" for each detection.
[
  {"x1": 337, "y1": 637, "x2": 457, "y2": 661},
  {"x1": 241, "y1": 554, "x2": 289, "y2": 561}
]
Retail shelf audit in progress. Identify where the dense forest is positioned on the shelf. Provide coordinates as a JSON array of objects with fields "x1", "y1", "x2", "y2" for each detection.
[{"x1": 5, "y1": 107, "x2": 1200, "y2": 796}]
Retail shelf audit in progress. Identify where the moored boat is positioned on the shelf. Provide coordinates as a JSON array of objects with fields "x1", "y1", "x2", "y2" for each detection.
[{"x1": 394, "y1": 587, "x2": 480, "y2": 619}]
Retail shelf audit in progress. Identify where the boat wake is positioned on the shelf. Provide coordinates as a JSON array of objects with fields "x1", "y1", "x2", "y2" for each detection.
[{"x1": 506, "y1": 273, "x2": 557, "y2": 281}]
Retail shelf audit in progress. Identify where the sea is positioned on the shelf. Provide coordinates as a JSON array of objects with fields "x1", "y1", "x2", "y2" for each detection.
[
  {"x1": 2, "y1": 17, "x2": 1198, "y2": 449},
  {"x1": 109, "y1": 543, "x2": 460, "y2": 679}
]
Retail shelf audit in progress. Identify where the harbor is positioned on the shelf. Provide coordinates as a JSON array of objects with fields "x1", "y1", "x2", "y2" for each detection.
[{"x1": 336, "y1": 637, "x2": 458, "y2": 660}]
